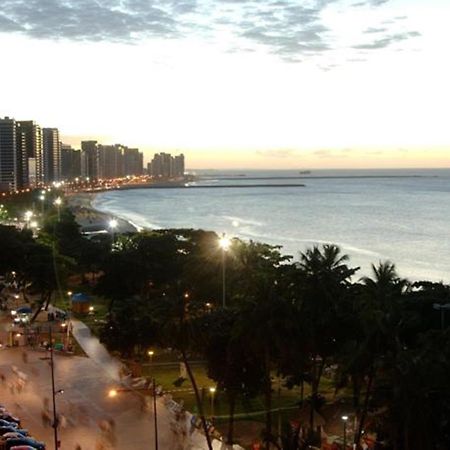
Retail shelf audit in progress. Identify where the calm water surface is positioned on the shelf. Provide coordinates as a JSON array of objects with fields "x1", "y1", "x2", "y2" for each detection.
[{"x1": 93, "y1": 169, "x2": 450, "y2": 282}]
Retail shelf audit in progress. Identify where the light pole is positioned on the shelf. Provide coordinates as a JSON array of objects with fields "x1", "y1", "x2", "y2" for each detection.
[
  {"x1": 153, "y1": 378, "x2": 159, "y2": 450},
  {"x1": 109, "y1": 219, "x2": 118, "y2": 245},
  {"x1": 39, "y1": 194, "x2": 46, "y2": 215},
  {"x1": 49, "y1": 326, "x2": 62, "y2": 450},
  {"x1": 54, "y1": 197, "x2": 62, "y2": 221},
  {"x1": 209, "y1": 386, "x2": 216, "y2": 418},
  {"x1": 342, "y1": 415, "x2": 348, "y2": 450},
  {"x1": 433, "y1": 303, "x2": 450, "y2": 330},
  {"x1": 148, "y1": 350, "x2": 154, "y2": 375},
  {"x1": 218, "y1": 233, "x2": 231, "y2": 308},
  {"x1": 24, "y1": 210, "x2": 33, "y2": 228}
]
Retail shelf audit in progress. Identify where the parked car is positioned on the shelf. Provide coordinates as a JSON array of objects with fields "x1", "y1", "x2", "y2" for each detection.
[
  {"x1": 0, "y1": 420, "x2": 18, "y2": 428},
  {"x1": 0, "y1": 414, "x2": 20, "y2": 425},
  {"x1": 0, "y1": 427, "x2": 28, "y2": 437},
  {"x1": 3, "y1": 437, "x2": 45, "y2": 450}
]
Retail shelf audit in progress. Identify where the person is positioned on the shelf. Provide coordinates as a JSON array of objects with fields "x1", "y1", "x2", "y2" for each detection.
[{"x1": 21, "y1": 350, "x2": 28, "y2": 363}]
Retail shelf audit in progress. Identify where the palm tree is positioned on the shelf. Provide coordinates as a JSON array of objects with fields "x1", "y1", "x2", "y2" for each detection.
[
  {"x1": 352, "y1": 261, "x2": 407, "y2": 448},
  {"x1": 293, "y1": 245, "x2": 358, "y2": 438}
]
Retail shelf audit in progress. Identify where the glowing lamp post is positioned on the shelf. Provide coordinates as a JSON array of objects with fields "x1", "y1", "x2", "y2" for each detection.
[
  {"x1": 54, "y1": 197, "x2": 62, "y2": 221},
  {"x1": 24, "y1": 210, "x2": 33, "y2": 227},
  {"x1": 209, "y1": 387, "x2": 216, "y2": 418},
  {"x1": 39, "y1": 194, "x2": 46, "y2": 214},
  {"x1": 218, "y1": 233, "x2": 231, "y2": 308},
  {"x1": 342, "y1": 415, "x2": 348, "y2": 449},
  {"x1": 109, "y1": 219, "x2": 118, "y2": 244}
]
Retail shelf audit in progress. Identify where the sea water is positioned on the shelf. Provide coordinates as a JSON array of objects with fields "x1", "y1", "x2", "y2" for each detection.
[{"x1": 92, "y1": 168, "x2": 450, "y2": 282}]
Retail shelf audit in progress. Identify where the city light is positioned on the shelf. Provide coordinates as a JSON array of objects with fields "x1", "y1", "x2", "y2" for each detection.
[
  {"x1": 108, "y1": 389, "x2": 118, "y2": 398},
  {"x1": 54, "y1": 197, "x2": 62, "y2": 206},
  {"x1": 24, "y1": 210, "x2": 33, "y2": 220},
  {"x1": 109, "y1": 219, "x2": 118, "y2": 229},
  {"x1": 218, "y1": 234, "x2": 231, "y2": 251}
]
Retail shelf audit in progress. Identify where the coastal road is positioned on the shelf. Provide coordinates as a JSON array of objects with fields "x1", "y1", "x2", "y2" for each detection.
[{"x1": 0, "y1": 317, "x2": 230, "y2": 449}]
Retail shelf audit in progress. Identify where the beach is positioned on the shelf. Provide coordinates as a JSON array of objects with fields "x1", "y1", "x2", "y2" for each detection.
[{"x1": 66, "y1": 192, "x2": 138, "y2": 234}]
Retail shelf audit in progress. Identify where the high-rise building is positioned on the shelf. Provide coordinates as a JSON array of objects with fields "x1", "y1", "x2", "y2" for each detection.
[
  {"x1": 61, "y1": 144, "x2": 81, "y2": 180},
  {"x1": 123, "y1": 147, "x2": 143, "y2": 176},
  {"x1": 42, "y1": 128, "x2": 61, "y2": 183},
  {"x1": 148, "y1": 152, "x2": 185, "y2": 178},
  {"x1": 17, "y1": 121, "x2": 43, "y2": 185},
  {"x1": 0, "y1": 117, "x2": 18, "y2": 192},
  {"x1": 98, "y1": 144, "x2": 125, "y2": 179},
  {"x1": 81, "y1": 140, "x2": 99, "y2": 180}
]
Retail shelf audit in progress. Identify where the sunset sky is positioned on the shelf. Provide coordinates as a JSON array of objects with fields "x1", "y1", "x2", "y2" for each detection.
[{"x1": 0, "y1": 0, "x2": 449, "y2": 169}]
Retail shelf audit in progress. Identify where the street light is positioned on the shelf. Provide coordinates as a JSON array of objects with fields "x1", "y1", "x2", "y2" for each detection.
[
  {"x1": 39, "y1": 194, "x2": 46, "y2": 215},
  {"x1": 109, "y1": 219, "x2": 118, "y2": 244},
  {"x1": 433, "y1": 303, "x2": 450, "y2": 330},
  {"x1": 342, "y1": 415, "x2": 348, "y2": 450},
  {"x1": 148, "y1": 350, "x2": 154, "y2": 374},
  {"x1": 24, "y1": 210, "x2": 33, "y2": 227},
  {"x1": 54, "y1": 197, "x2": 62, "y2": 221},
  {"x1": 218, "y1": 233, "x2": 231, "y2": 308},
  {"x1": 209, "y1": 386, "x2": 216, "y2": 418}
]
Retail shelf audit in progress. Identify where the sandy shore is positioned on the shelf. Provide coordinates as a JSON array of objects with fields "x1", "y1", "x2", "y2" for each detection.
[{"x1": 66, "y1": 192, "x2": 139, "y2": 234}]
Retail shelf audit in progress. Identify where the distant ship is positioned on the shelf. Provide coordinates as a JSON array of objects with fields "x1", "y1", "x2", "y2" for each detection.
[{"x1": 299, "y1": 170, "x2": 312, "y2": 175}]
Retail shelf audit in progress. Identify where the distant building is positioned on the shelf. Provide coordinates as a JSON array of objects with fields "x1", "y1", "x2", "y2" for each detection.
[
  {"x1": 0, "y1": 117, "x2": 18, "y2": 192},
  {"x1": 81, "y1": 140, "x2": 99, "y2": 180},
  {"x1": 17, "y1": 120, "x2": 43, "y2": 185},
  {"x1": 61, "y1": 144, "x2": 81, "y2": 180},
  {"x1": 42, "y1": 128, "x2": 61, "y2": 183},
  {"x1": 148, "y1": 152, "x2": 185, "y2": 178},
  {"x1": 123, "y1": 147, "x2": 143, "y2": 176},
  {"x1": 98, "y1": 144, "x2": 125, "y2": 179}
]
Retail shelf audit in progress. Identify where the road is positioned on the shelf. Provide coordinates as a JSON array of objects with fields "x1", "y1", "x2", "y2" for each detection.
[{"x1": 0, "y1": 314, "x2": 236, "y2": 449}]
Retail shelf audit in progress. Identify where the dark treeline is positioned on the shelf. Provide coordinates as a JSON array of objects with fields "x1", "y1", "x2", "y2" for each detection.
[{"x1": 1, "y1": 210, "x2": 450, "y2": 450}]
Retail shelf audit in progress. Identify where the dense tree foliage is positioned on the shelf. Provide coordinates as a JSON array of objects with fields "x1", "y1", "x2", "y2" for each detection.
[{"x1": 2, "y1": 214, "x2": 450, "y2": 450}]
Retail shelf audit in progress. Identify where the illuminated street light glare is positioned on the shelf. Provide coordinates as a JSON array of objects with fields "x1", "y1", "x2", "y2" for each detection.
[
  {"x1": 209, "y1": 387, "x2": 216, "y2": 393},
  {"x1": 342, "y1": 415, "x2": 348, "y2": 421},
  {"x1": 24, "y1": 210, "x2": 33, "y2": 220},
  {"x1": 109, "y1": 219, "x2": 118, "y2": 229},
  {"x1": 108, "y1": 389, "x2": 118, "y2": 398},
  {"x1": 54, "y1": 197, "x2": 62, "y2": 206},
  {"x1": 67, "y1": 291, "x2": 73, "y2": 296},
  {"x1": 30, "y1": 221, "x2": 38, "y2": 228},
  {"x1": 89, "y1": 306, "x2": 94, "y2": 312},
  {"x1": 219, "y1": 235, "x2": 231, "y2": 251},
  {"x1": 148, "y1": 350, "x2": 154, "y2": 356}
]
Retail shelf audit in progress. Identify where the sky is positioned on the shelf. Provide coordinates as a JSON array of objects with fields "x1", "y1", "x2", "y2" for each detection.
[{"x1": 0, "y1": 0, "x2": 449, "y2": 169}]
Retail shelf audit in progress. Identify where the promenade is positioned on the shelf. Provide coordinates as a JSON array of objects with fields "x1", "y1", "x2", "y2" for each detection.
[{"x1": 0, "y1": 312, "x2": 236, "y2": 449}]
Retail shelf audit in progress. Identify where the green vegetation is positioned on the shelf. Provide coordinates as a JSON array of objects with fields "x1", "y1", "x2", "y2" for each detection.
[{"x1": 1, "y1": 193, "x2": 450, "y2": 450}]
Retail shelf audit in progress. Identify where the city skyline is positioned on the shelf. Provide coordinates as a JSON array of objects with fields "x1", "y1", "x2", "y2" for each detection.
[{"x1": 0, "y1": 0, "x2": 449, "y2": 169}]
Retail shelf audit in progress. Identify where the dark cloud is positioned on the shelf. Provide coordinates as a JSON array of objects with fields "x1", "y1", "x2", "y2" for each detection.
[
  {"x1": 353, "y1": 31, "x2": 421, "y2": 50},
  {"x1": 0, "y1": 0, "x2": 190, "y2": 42},
  {"x1": 0, "y1": 0, "x2": 421, "y2": 66}
]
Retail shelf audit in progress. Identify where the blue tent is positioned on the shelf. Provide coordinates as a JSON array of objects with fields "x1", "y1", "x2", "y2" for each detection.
[
  {"x1": 71, "y1": 293, "x2": 90, "y2": 303},
  {"x1": 16, "y1": 306, "x2": 33, "y2": 314}
]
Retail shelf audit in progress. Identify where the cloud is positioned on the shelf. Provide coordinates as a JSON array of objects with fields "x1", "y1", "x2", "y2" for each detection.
[
  {"x1": 256, "y1": 149, "x2": 298, "y2": 158},
  {"x1": 364, "y1": 27, "x2": 388, "y2": 34},
  {"x1": 0, "y1": 0, "x2": 335, "y2": 61},
  {"x1": 0, "y1": 0, "x2": 421, "y2": 66},
  {"x1": 353, "y1": 31, "x2": 421, "y2": 50}
]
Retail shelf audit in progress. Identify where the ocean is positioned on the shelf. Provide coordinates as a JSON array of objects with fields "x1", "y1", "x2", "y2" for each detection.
[{"x1": 92, "y1": 168, "x2": 450, "y2": 282}]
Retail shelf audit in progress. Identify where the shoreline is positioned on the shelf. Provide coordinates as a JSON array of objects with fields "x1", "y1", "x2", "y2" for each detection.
[{"x1": 66, "y1": 192, "x2": 140, "y2": 234}]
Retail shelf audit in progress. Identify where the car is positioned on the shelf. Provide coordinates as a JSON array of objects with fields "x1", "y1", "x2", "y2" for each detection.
[
  {"x1": 0, "y1": 427, "x2": 28, "y2": 436},
  {"x1": 3, "y1": 437, "x2": 45, "y2": 450},
  {"x1": 0, "y1": 420, "x2": 18, "y2": 428},
  {"x1": 10, "y1": 447, "x2": 37, "y2": 450},
  {"x1": 2, "y1": 432, "x2": 26, "y2": 439},
  {"x1": 0, "y1": 414, "x2": 20, "y2": 425}
]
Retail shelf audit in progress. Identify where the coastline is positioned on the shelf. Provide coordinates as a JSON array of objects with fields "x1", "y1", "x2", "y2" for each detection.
[{"x1": 66, "y1": 192, "x2": 139, "y2": 234}]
